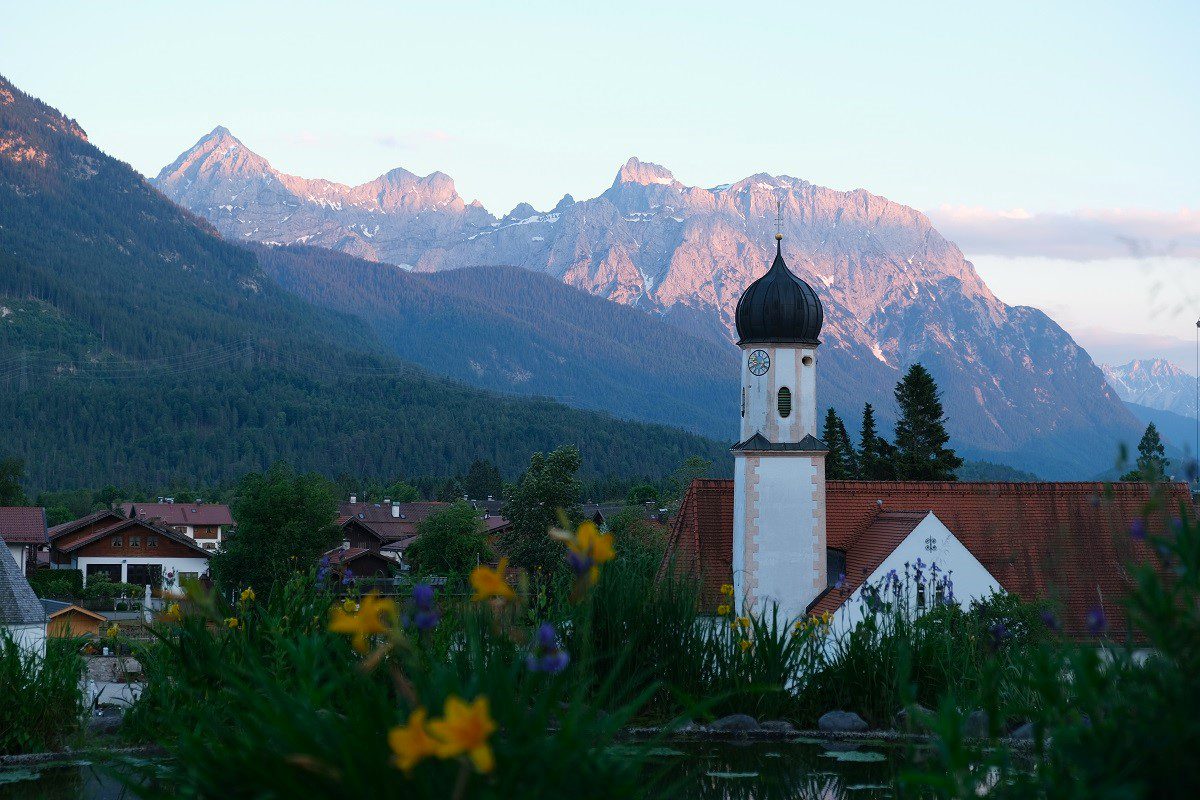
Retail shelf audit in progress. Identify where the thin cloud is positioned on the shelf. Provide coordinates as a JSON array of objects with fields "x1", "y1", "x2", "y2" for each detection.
[
  {"x1": 374, "y1": 129, "x2": 456, "y2": 149},
  {"x1": 927, "y1": 206, "x2": 1200, "y2": 260}
]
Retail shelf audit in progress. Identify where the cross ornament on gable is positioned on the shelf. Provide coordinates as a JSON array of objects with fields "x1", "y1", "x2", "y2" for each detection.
[{"x1": 924, "y1": 535, "x2": 938, "y2": 553}]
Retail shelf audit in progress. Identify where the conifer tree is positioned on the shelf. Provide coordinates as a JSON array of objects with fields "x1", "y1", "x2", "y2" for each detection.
[
  {"x1": 892, "y1": 364, "x2": 962, "y2": 480},
  {"x1": 822, "y1": 408, "x2": 856, "y2": 480},
  {"x1": 858, "y1": 403, "x2": 896, "y2": 480},
  {"x1": 1120, "y1": 423, "x2": 1170, "y2": 481}
]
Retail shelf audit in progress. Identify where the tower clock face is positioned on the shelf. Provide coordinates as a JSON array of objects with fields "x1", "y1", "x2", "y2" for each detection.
[{"x1": 747, "y1": 349, "x2": 771, "y2": 376}]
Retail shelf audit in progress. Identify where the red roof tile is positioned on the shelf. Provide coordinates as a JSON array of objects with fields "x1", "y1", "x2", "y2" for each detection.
[
  {"x1": 668, "y1": 480, "x2": 1195, "y2": 639},
  {"x1": 120, "y1": 503, "x2": 234, "y2": 527},
  {"x1": 0, "y1": 507, "x2": 48, "y2": 545}
]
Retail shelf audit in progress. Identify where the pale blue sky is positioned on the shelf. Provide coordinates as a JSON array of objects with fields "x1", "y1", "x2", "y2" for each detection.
[
  {"x1": 3, "y1": 1, "x2": 1197, "y2": 365},
  {"x1": 3, "y1": 1, "x2": 1196, "y2": 214}
]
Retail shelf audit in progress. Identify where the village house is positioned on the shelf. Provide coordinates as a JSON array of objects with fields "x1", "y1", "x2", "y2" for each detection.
[
  {"x1": 330, "y1": 497, "x2": 512, "y2": 575},
  {"x1": 49, "y1": 510, "x2": 211, "y2": 593},
  {"x1": 120, "y1": 501, "x2": 234, "y2": 551},
  {"x1": 0, "y1": 541, "x2": 46, "y2": 654},
  {"x1": 0, "y1": 506, "x2": 49, "y2": 576},
  {"x1": 667, "y1": 233, "x2": 1194, "y2": 639}
]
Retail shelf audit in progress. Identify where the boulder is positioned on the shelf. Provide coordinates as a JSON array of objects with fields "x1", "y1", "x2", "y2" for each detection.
[
  {"x1": 760, "y1": 720, "x2": 797, "y2": 734},
  {"x1": 709, "y1": 713, "x2": 760, "y2": 733},
  {"x1": 963, "y1": 709, "x2": 989, "y2": 738},
  {"x1": 818, "y1": 710, "x2": 869, "y2": 733},
  {"x1": 894, "y1": 704, "x2": 933, "y2": 732}
]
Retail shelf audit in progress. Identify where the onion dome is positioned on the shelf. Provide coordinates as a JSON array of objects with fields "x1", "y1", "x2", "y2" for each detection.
[{"x1": 734, "y1": 234, "x2": 823, "y2": 345}]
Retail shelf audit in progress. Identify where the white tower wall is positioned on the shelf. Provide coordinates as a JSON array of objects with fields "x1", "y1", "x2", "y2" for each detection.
[{"x1": 739, "y1": 344, "x2": 819, "y2": 443}]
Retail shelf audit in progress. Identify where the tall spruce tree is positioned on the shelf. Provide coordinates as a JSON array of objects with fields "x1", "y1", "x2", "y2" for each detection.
[
  {"x1": 858, "y1": 403, "x2": 895, "y2": 480},
  {"x1": 892, "y1": 364, "x2": 962, "y2": 480},
  {"x1": 822, "y1": 408, "x2": 857, "y2": 479},
  {"x1": 1120, "y1": 423, "x2": 1170, "y2": 481}
]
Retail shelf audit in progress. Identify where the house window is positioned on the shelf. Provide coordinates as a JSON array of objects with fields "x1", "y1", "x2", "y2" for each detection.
[
  {"x1": 147, "y1": 536, "x2": 158, "y2": 548},
  {"x1": 777, "y1": 387, "x2": 792, "y2": 418},
  {"x1": 129, "y1": 536, "x2": 141, "y2": 548},
  {"x1": 826, "y1": 550, "x2": 846, "y2": 590},
  {"x1": 917, "y1": 584, "x2": 927, "y2": 610},
  {"x1": 111, "y1": 537, "x2": 123, "y2": 548},
  {"x1": 127, "y1": 563, "x2": 163, "y2": 589},
  {"x1": 86, "y1": 563, "x2": 121, "y2": 582}
]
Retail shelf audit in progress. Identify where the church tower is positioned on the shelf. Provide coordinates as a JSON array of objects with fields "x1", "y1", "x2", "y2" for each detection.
[{"x1": 731, "y1": 232, "x2": 827, "y2": 621}]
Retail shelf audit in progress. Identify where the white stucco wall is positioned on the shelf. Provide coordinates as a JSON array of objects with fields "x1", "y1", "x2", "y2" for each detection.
[
  {"x1": 829, "y1": 513, "x2": 1003, "y2": 637},
  {"x1": 733, "y1": 453, "x2": 827, "y2": 623},
  {"x1": 7, "y1": 543, "x2": 26, "y2": 575},
  {"x1": 76, "y1": 556, "x2": 210, "y2": 590},
  {"x1": 739, "y1": 344, "x2": 818, "y2": 443},
  {"x1": 4, "y1": 622, "x2": 46, "y2": 657}
]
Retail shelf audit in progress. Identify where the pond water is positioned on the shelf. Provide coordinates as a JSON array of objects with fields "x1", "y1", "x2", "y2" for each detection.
[{"x1": 0, "y1": 739, "x2": 905, "y2": 799}]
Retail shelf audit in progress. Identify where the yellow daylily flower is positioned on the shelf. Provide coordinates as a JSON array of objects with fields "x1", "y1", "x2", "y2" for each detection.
[
  {"x1": 224, "y1": 617, "x2": 239, "y2": 629},
  {"x1": 428, "y1": 696, "x2": 497, "y2": 774},
  {"x1": 470, "y1": 557, "x2": 516, "y2": 603},
  {"x1": 240, "y1": 587, "x2": 256, "y2": 603},
  {"x1": 554, "y1": 521, "x2": 616, "y2": 586},
  {"x1": 341, "y1": 598, "x2": 358, "y2": 614},
  {"x1": 388, "y1": 708, "x2": 439, "y2": 774},
  {"x1": 720, "y1": 583, "x2": 734, "y2": 596},
  {"x1": 739, "y1": 639, "x2": 753, "y2": 652},
  {"x1": 716, "y1": 604, "x2": 731, "y2": 616},
  {"x1": 162, "y1": 602, "x2": 182, "y2": 622},
  {"x1": 328, "y1": 592, "x2": 397, "y2": 653},
  {"x1": 105, "y1": 623, "x2": 120, "y2": 639},
  {"x1": 735, "y1": 617, "x2": 751, "y2": 629}
]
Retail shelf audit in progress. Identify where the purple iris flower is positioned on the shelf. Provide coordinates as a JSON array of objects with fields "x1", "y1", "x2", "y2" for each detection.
[
  {"x1": 526, "y1": 623, "x2": 570, "y2": 674},
  {"x1": 1184, "y1": 459, "x2": 1198, "y2": 484},
  {"x1": 409, "y1": 583, "x2": 440, "y2": 632},
  {"x1": 567, "y1": 551, "x2": 593, "y2": 578},
  {"x1": 1040, "y1": 610, "x2": 1061, "y2": 632},
  {"x1": 1129, "y1": 518, "x2": 1146, "y2": 541},
  {"x1": 315, "y1": 555, "x2": 331, "y2": 584},
  {"x1": 341, "y1": 567, "x2": 355, "y2": 586},
  {"x1": 834, "y1": 572, "x2": 846, "y2": 590},
  {"x1": 1086, "y1": 606, "x2": 1107, "y2": 635}
]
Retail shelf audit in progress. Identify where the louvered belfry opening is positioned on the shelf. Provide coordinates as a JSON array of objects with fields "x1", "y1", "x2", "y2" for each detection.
[{"x1": 777, "y1": 386, "x2": 792, "y2": 418}]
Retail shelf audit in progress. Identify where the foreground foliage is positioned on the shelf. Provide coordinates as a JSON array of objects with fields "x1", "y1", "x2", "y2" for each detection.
[{"x1": 0, "y1": 635, "x2": 85, "y2": 754}]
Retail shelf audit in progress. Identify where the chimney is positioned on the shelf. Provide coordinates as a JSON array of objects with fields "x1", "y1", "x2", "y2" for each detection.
[
  {"x1": 391, "y1": 502, "x2": 400, "y2": 518},
  {"x1": 350, "y1": 494, "x2": 357, "y2": 505}
]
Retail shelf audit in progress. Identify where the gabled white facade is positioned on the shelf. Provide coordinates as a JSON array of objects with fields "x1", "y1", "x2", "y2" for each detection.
[{"x1": 828, "y1": 512, "x2": 1003, "y2": 637}]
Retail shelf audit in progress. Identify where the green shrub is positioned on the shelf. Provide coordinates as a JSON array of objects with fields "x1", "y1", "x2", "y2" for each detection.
[
  {"x1": 0, "y1": 634, "x2": 86, "y2": 754},
  {"x1": 28, "y1": 568, "x2": 83, "y2": 598}
]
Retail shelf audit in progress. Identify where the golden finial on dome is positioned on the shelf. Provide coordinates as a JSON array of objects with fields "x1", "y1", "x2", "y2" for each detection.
[{"x1": 775, "y1": 233, "x2": 783, "y2": 241}]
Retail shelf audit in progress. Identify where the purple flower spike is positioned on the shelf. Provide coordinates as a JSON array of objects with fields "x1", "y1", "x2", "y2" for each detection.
[
  {"x1": 527, "y1": 622, "x2": 569, "y2": 674},
  {"x1": 1086, "y1": 606, "x2": 1107, "y2": 635},
  {"x1": 413, "y1": 583, "x2": 435, "y2": 610},
  {"x1": 1129, "y1": 518, "x2": 1146, "y2": 541},
  {"x1": 341, "y1": 568, "x2": 355, "y2": 586},
  {"x1": 1040, "y1": 610, "x2": 1061, "y2": 632}
]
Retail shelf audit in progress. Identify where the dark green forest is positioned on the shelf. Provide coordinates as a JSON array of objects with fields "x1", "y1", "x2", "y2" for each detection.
[{"x1": 0, "y1": 76, "x2": 727, "y2": 492}]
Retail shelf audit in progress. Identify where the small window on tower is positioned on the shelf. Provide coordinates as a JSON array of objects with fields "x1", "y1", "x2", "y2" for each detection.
[
  {"x1": 777, "y1": 387, "x2": 792, "y2": 418},
  {"x1": 741, "y1": 388, "x2": 746, "y2": 418},
  {"x1": 802, "y1": 355, "x2": 814, "y2": 367}
]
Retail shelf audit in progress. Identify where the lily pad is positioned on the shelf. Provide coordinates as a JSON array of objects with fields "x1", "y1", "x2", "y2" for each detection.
[
  {"x1": 848, "y1": 784, "x2": 891, "y2": 791},
  {"x1": 706, "y1": 771, "x2": 760, "y2": 779},
  {"x1": 0, "y1": 769, "x2": 40, "y2": 785},
  {"x1": 822, "y1": 750, "x2": 887, "y2": 763}
]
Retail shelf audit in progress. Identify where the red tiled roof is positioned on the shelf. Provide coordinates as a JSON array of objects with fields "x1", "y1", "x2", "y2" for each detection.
[
  {"x1": 120, "y1": 503, "x2": 234, "y2": 527},
  {"x1": 49, "y1": 509, "x2": 123, "y2": 540},
  {"x1": 339, "y1": 501, "x2": 510, "y2": 539},
  {"x1": 668, "y1": 479, "x2": 1195, "y2": 639},
  {"x1": 0, "y1": 507, "x2": 48, "y2": 545}
]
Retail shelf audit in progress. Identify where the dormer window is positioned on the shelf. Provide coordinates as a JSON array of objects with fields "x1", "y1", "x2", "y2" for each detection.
[
  {"x1": 112, "y1": 537, "x2": 123, "y2": 548},
  {"x1": 777, "y1": 387, "x2": 792, "y2": 418}
]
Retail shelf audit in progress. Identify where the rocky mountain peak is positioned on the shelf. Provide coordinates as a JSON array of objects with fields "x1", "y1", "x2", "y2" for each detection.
[{"x1": 613, "y1": 157, "x2": 677, "y2": 187}]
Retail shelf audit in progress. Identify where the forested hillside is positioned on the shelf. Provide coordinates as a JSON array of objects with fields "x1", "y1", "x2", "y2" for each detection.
[
  {"x1": 255, "y1": 245, "x2": 739, "y2": 438},
  {"x1": 0, "y1": 76, "x2": 726, "y2": 491}
]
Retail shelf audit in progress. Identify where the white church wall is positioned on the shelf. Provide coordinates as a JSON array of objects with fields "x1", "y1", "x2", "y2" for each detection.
[
  {"x1": 735, "y1": 454, "x2": 826, "y2": 623},
  {"x1": 4, "y1": 622, "x2": 46, "y2": 657},
  {"x1": 829, "y1": 513, "x2": 1002, "y2": 639}
]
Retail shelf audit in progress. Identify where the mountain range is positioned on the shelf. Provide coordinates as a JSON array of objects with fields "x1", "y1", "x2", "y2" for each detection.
[
  {"x1": 1102, "y1": 359, "x2": 1197, "y2": 418},
  {"x1": 0, "y1": 75, "x2": 726, "y2": 491},
  {"x1": 153, "y1": 128, "x2": 1142, "y2": 477}
]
